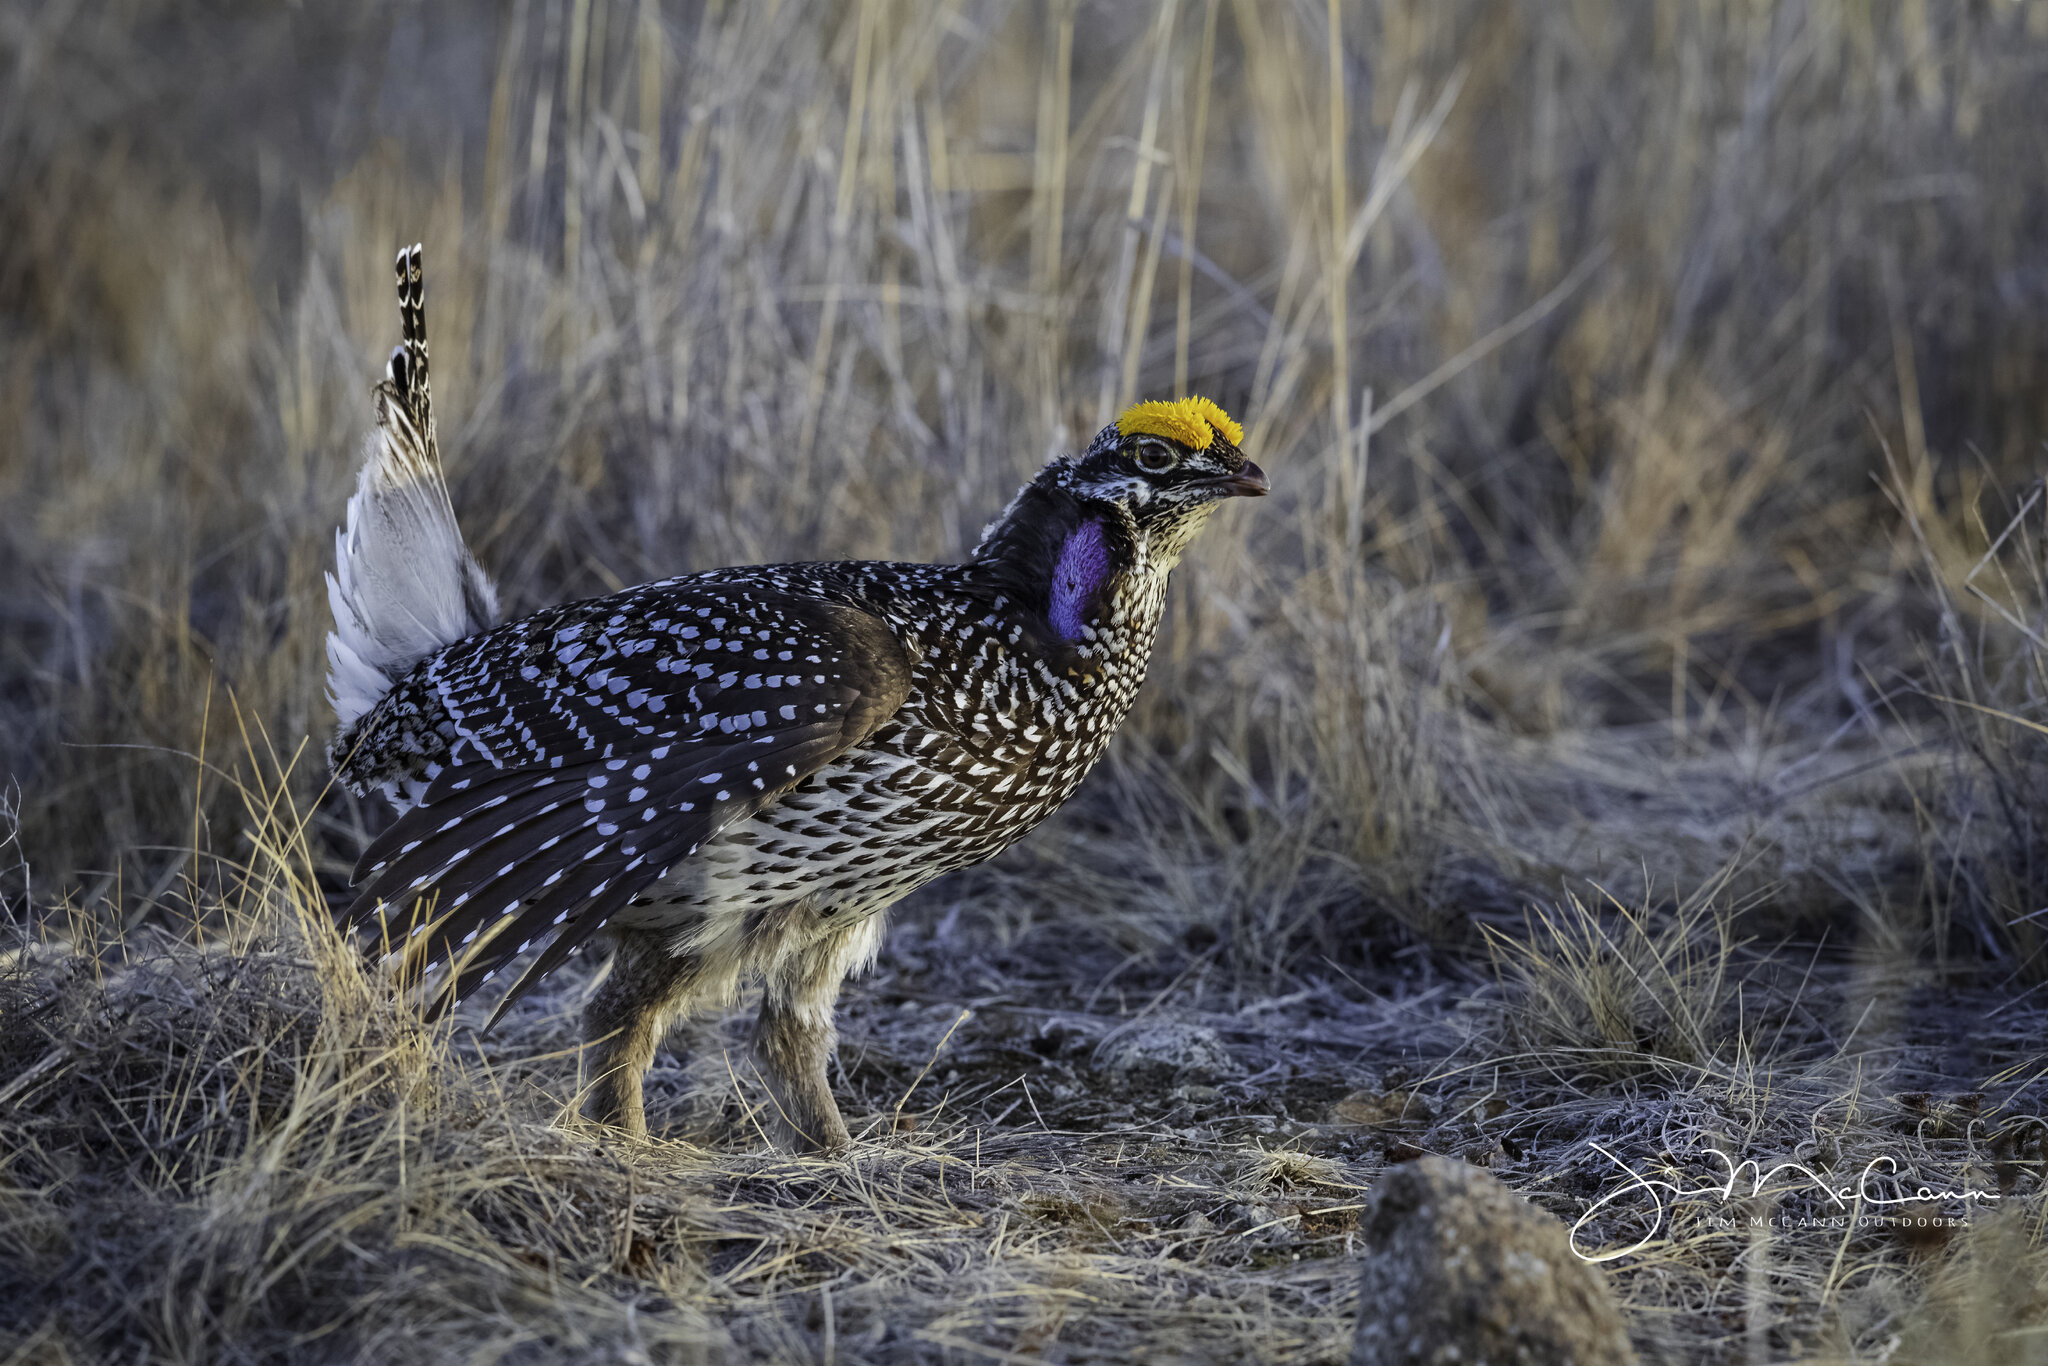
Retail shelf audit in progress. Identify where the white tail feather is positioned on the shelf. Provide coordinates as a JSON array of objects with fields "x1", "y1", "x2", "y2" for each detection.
[
  {"x1": 324, "y1": 443, "x2": 498, "y2": 727},
  {"x1": 326, "y1": 244, "x2": 498, "y2": 731}
]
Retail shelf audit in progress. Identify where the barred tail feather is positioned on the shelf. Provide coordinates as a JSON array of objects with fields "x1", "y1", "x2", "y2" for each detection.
[{"x1": 326, "y1": 243, "x2": 498, "y2": 731}]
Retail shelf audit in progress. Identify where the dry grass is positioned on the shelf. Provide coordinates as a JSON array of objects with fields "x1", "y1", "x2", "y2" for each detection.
[
  {"x1": 1485, "y1": 862, "x2": 1745, "y2": 1080},
  {"x1": 6, "y1": 1, "x2": 2048, "y2": 1361}
]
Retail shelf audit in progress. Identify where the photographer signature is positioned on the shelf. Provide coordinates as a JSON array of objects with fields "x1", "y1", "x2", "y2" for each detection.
[{"x1": 1570, "y1": 1142, "x2": 1999, "y2": 1262}]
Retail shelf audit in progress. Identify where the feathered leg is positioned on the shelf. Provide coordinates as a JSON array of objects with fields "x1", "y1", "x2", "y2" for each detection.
[
  {"x1": 750, "y1": 918, "x2": 885, "y2": 1152},
  {"x1": 582, "y1": 928, "x2": 704, "y2": 1138}
]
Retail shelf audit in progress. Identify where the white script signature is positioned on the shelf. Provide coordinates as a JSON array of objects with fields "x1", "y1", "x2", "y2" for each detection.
[{"x1": 1570, "y1": 1143, "x2": 1999, "y2": 1262}]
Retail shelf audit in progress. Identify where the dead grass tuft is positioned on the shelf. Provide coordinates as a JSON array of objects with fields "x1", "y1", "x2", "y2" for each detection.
[{"x1": 1486, "y1": 864, "x2": 1745, "y2": 1080}]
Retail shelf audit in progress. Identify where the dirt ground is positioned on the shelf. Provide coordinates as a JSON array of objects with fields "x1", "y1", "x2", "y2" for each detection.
[{"x1": 6, "y1": 740, "x2": 2045, "y2": 1363}]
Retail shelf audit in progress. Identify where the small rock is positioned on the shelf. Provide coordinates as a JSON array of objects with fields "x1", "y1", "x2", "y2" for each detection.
[
  {"x1": 1227, "y1": 1200, "x2": 1278, "y2": 1228},
  {"x1": 1331, "y1": 1088, "x2": 1434, "y2": 1127},
  {"x1": 1223, "y1": 1200, "x2": 1296, "y2": 1245},
  {"x1": 1098, "y1": 1020, "x2": 1244, "y2": 1086},
  {"x1": 1461, "y1": 1138, "x2": 1510, "y2": 1169},
  {"x1": 1352, "y1": 1156, "x2": 1636, "y2": 1366}
]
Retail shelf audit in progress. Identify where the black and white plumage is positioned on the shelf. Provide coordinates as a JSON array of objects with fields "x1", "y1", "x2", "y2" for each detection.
[
  {"x1": 326, "y1": 245, "x2": 498, "y2": 738},
  {"x1": 327, "y1": 248, "x2": 1266, "y2": 1150}
]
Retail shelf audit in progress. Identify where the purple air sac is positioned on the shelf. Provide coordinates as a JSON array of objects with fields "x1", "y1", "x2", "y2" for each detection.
[{"x1": 1049, "y1": 520, "x2": 1111, "y2": 641}]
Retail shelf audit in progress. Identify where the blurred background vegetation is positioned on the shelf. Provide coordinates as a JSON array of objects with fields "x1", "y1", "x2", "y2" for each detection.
[{"x1": 5, "y1": 0, "x2": 2048, "y2": 977}]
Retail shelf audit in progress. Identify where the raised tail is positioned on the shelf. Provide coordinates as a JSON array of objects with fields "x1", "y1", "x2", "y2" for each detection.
[{"x1": 326, "y1": 244, "x2": 499, "y2": 739}]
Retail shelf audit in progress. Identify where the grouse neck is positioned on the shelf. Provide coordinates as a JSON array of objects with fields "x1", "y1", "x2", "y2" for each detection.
[{"x1": 971, "y1": 481, "x2": 1153, "y2": 651}]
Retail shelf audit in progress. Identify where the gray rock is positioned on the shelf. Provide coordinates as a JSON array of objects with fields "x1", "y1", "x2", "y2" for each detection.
[
  {"x1": 1097, "y1": 1019, "x2": 1244, "y2": 1086},
  {"x1": 1352, "y1": 1157, "x2": 1636, "y2": 1366}
]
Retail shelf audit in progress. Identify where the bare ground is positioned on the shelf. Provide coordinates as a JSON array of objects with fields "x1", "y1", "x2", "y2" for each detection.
[{"x1": 6, "y1": 733, "x2": 2046, "y2": 1363}]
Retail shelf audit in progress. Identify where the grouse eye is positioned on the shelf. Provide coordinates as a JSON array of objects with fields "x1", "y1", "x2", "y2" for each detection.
[{"x1": 1133, "y1": 442, "x2": 1179, "y2": 474}]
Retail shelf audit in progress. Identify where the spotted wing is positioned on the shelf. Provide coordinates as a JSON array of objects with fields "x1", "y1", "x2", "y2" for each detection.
[{"x1": 336, "y1": 576, "x2": 911, "y2": 1019}]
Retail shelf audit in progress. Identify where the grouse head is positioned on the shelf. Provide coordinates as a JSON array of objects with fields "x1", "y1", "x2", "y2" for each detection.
[
  {"x1": 1065, "y1": 396, "x2": 1266, "y2": 518},
  {"x1": 1047, "y1": 397, "x2": 1265, "y2": 574},
  {"x1": 974, "y1": 398, "x2": 1264, "y2": 641}
]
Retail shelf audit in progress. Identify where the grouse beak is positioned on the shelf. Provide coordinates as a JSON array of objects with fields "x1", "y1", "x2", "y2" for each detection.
[{"x1": 1212, "y1": 460, "x2": 1269, "y2": 498}]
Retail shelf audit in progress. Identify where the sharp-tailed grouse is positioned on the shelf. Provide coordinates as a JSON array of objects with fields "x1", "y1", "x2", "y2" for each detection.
[{"x1": 327, "y1": 245, "x2": 1266, "y2": 1150}]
